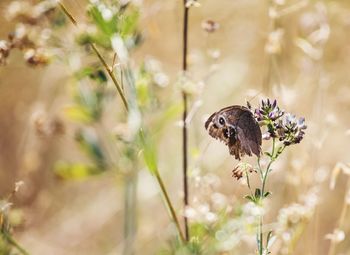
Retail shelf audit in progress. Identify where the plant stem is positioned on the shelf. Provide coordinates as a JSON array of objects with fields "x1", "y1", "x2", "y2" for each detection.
[
  {"x1": 182, "y1": 0, "x2": 190, "y2": 242},
  {"x1": 257, "y1": 157, "x2": 263, "y2": 180},
  {"x1": 262, "y1": 138, "x2": 276, "y2": 195},
  {"x1": 90, "y1": 43, "x2": 129, "y2": 110},
  {"x1": 2, "y1": 231, "x2": 30, "y2": 255},
  {"x1": 328, "y1": 179, "x2": 350, "y2": 255},
  {"x1": 155, "y1": 171, "x2": 186, "y2": 243},
  {"x1": 262, "y1": 0, "x2": 277, "y2": 93},
  {"x1": 259, "y1": 216, "x2": 263, "y2": 255},
  {"x1": 60, "y1": 0, "x2": 187, "y2": 245},
  {"x1": 258, "y1": 137, "x2": 276, "y2": 255},
  {"x1": 58, "y1": 2, "x2": 129, "y2": 111},
  {"x1": 123, "y1": 172, "x2": 137, "y2": 255}
]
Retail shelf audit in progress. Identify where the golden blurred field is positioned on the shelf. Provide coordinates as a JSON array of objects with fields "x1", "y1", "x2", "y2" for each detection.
[{"x1": 1, "y1": 0, "x2": 350, "y2": 254}]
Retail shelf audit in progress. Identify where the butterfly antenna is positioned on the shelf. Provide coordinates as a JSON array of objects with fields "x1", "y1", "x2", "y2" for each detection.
[{"x1": 246, "y1": 90, "x2": 263, "y2": 106}]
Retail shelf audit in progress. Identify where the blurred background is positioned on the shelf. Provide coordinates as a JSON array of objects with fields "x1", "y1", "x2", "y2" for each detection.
[{"x1": 0, "y1": 0, "x2": 350, "y2": 254}]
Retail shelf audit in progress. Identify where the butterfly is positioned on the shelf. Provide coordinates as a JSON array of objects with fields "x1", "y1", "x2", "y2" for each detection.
[{"x1": 205, "y1": 105, "x2": 262, "y2": 160}]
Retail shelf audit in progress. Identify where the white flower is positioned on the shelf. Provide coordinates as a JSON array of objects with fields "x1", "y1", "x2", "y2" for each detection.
[
  {"x1": 111, "y1": 35, "x2": 129, "y2": 64},
  {"x1": 325, "y1": 229, "x2": 345, "y2": 243}
]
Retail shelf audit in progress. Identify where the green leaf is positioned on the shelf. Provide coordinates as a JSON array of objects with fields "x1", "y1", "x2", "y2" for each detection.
[
  {"x1": 187, "y1": 237, "x2": 202, "y2": 254},
  {"x1": 75, "y1": 67, "x2": 94, "y2": 80},
  {"x1": 75, "y1": 130, "x2": 106, "y2": 168},
  {"x1": 136, "y1": 75, "x2": 151, "y2": 107},
  {"x1": 264, "y1": 152, "x2": 272, "y2": 157},
  {"x1": 190, "y1": 223, "x2": 208, "y2": 239},
  {"x1": 64, "y1": 105, "x2": 94, "y2": 123},
  {"x1": 94, "y1": 69, "x2": 107, "y2": 83},
  {"x1": 75, "y1": 67, "x2": 107, "y2": 84},
  {"x1": 54, "y1": 162, "x2": 101, "y2": 180},
  {"x1": 245, "y1": 195, "x2": 256, "y2": 203},
  {"x1": 255, "y1": 188, "x2": 261, "y2": 199},
  {"x1": 88, "y1": 5, "x2": 118, "y2": 37},
  {"x1": 139, "y1": 129, "x2": 158, "y2": 175},
  {"x1": 266, "y1": 231, "x2": 276, "y2": 251},
  {"x1": 73, "y1": 84, "x2": 103, "y2": 121},
  {"x1": 76, "y1": 32, "x2": 111, "y2": 48},
  {"x1": 264, "y1": 191, "x2": 271, "y2": 198},
  {"x1": 266, "y1": 231, "x2": 273, "y2": 247},
  {"x1": 153, "y1": 103, "x2": 182, "y2": 133},
  {"x1": 120, "y1": 9, "x2": 139, "y2": 38}
]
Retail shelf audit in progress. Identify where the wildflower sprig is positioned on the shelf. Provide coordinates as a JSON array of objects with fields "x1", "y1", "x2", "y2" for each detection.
[
  {"x1": 0, "y1": 182, "x2": 30, "y2": 255},
  {"x1": 277, "y1": 113, "x2": 307, "y2": 146},
  {"x1": 245, "y1": 99, "x2": 307, "y2": 255}
]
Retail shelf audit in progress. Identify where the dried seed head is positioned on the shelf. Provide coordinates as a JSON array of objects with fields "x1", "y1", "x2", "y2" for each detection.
[
  {"x1": 24, "y1": 48, "x2": 50, "y2": 66},
  {"x1": 201, "y1": 20, "x2": 220, "y2": 33},
  {"x1": 325, "y1": 229, "x2": 345, "y2": 243},
  {"x1": 265, "y1": 29, "x2": 284, "y2": 54},
  {"x1": 0, "y1": 40, "x2": 11, "y2": 65},
  {"x1": 185, "y1": 0, "x2": 201, "y2": 8},
  {"x1": 232, "y1": 162, "x2": 254, "y2": 180}
]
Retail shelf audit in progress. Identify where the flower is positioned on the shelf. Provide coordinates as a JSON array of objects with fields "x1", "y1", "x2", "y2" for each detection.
[
  {"x1": 6, "y1": 0, "x2": 57, "y2": 25},
  {"x1": 325, "y1": 229, "x2": 345, "y2": 243},
  {"x1": 185, "y1": 0, "x2": 201, "y2": 8},
  {"x1": 248, "y1": 99, "x2": 307, "y2": 145},
  {"x1": 201, "y1": 20, "x2": 220, "y2": 33},
  {"x1": 249, "y1": 99, "x2": 285, "y2": 139},
  {"x1": 0, "y1": 40, "x2": 10, "y2": 65},
  {"x1": 277, "y1": 203, "x2": 311, "y2": 230},
  {"x1": 232, "y1": 162, "x2": 254, "y2": 180},
  {"x1": 24, "y1": 48, "x2": 50, "y2": 66},
  {"x1": 265, "y1": 29, "x2": 284, "y2": 54},
  {"x1": 277, "y1": 113, "x2": 307, "y2": 146},
  {"x1": 253, "y1": 99, "x2": 284, "y2": 122}
]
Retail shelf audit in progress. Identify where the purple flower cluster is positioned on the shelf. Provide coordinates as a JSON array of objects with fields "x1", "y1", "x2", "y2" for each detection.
[
  {"x1": 277, "y1": 113, "x2": 307, "y2": 145},
  {"x1": 253, "y1": 99, "x2": 284, "y2": 122},
  {"x1": 248, "y1": 99, "x2": 307, "y2": 146}
]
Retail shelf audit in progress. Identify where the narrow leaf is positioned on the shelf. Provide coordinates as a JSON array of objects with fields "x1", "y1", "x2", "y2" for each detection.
[{"x1": 139, "y1": 129, "x2": 158, "y2": 175}]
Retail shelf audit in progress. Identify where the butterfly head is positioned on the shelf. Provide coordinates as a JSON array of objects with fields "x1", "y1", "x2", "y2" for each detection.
[{"x1": 205, "y1": 113, "x2": 237, "y2": 144}]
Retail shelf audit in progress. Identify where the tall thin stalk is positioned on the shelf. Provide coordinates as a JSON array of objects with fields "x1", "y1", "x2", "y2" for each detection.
[
  {"x1": 328, "y1": 179, "x2": 350, "y2": 255},
  {"x1": 123, "y1": 172, "x2": 137, "y2": 255},
  {"x1": 155, "y1": 171, "x2": 186, "y2": 243},
  {"x1": 182, "y1": 0, "x2": 190, "y2": 242},
  {"x1": 2, "y1": 231, "x2": 30, "y2": 255},
  {"x1": 58, "y1": 2, "x2": 128, "y2": 111},
  {"x1": 257, "y1": 138, "x2": 278, "y2": 255},
  {"x1": 59, "y1": 1, "x2": 186, "y2": 244}
]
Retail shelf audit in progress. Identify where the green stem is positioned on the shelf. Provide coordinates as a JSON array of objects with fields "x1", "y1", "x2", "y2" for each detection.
[
  {"x1": 154, "y1": 171, "x2": 186, "y2": 243},
  {"x1": 246, "y1": 172, "x2": 252, "y2": 195},
  {"x1": 259, "y1": 216, "x2": 263, "y2": 255},
  {"x1": 257, "y1": 157, "x2": 263, "y2": 181},
  {"x1": 60, "y1": 0, "x2": 185, "y2": 245},
  {"x1": 58, "y1": 2, "x2": 129, "y2": 111},
  {"x1": 2, "y1": 231, "x2": 30, "y2": 255},
  {"x1": 123, "y1": 173, "x2": 137, "y2": 255},
  {"x1": 262, "y1": 138, "x2": 276, "y2": 195},
  {"x1": 90, "y1": 43, "x2": 129, "y2": 110},
  {"x1": 258, "y1": 137, "x2": 277, "y2": 255}
]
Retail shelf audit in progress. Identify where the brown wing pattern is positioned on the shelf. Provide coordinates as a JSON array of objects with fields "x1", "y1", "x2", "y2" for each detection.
[
  {"x1": 205, "y1": 105, "x2": 262, "y2": 160},
  {"x1": 205, "y1": 112, "x2": 230, "y2": 146},
  {"x1": 236, "y1": 111, "x2": 262, "y2": 157}
]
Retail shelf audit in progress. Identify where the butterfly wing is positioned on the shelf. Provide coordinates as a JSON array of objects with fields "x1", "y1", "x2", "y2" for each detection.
[
  {"x1": 205, "y1": 111, "x2": 231, "y2": 146},
  {"x1": 205, "y1": 105, "x2": 262, "y2": 159},
  {"x1": 236, "y1": 110, "x2": 262, "y2": 157},
  {"x1": 223, "y1": 106, "x2": 259, "y2": 159}
]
